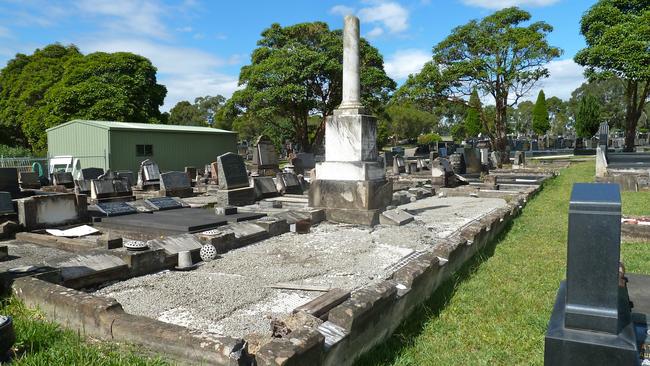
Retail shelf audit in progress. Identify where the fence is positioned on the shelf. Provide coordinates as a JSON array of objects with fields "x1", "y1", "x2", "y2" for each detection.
[{"x1": 0, "y1": 154, "x2": 107, "y2": 174}]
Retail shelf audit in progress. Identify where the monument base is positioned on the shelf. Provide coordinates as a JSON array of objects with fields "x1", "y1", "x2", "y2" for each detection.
[
  {"x1": 544, "y1": 281, "x2": 639, "y2": 366},
  {"x1": 215, "y1": 186, "x2": 256, "y2": 207},
  {"x1": 308, "y1": 178, "x2": 392, "y2": 226}
]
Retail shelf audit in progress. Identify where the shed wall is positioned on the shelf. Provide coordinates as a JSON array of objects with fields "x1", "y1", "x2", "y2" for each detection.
[
  {"x1": 109, "y1": 130, "x2": 237, "y2": 174},
  {"x1": 47, "y1": 123, "x2": 109, "y2": 170}
]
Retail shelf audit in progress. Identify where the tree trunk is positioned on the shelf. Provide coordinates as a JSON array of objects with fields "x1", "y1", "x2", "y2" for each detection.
[
  {"x1": 494, "y1": 97, "x2": 509, "y2": 167},
  {"x1": 624, "y1": 80, "x2": 638, "y2": 152}
]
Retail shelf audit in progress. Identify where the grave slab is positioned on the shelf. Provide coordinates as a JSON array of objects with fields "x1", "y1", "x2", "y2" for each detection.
[{"x1": 380, "y1": 209, "x2": 415, "y2": 226}]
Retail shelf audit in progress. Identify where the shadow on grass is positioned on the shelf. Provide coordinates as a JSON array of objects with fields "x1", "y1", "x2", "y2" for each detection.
[{"x1": 354, "y1": 220, "x2": 514, "y2": 366}]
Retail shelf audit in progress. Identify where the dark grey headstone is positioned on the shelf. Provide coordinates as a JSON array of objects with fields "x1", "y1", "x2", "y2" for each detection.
[
  {"x1": 217, "y1": 152, "x2": 249, "y2": 190},
  {"x1": 160, "y1": 172, "x2": 191, "y2": 190},
  {"x1": 565, "y1": 183, "x2": 622, "y2": 333},
  {"x1": 96, "y1": 201, "x2": 138, "y2": 217},
  {"x1": 19, "y1": 171, "x2": 40, "y2": 189},
  {"x1": 145, "y1": 197, "x2": 183, "y2": 211},
  {"x1": 281, "y1": 172, "x2": 303, "y2": 194},
  {"x1": 0, "y1": 191, "x2": 14, "y2": 214},
  {"x1": 253, "y1": 176, "x2": 279, "y2": 199},
  {"x1": 53, "y1": 172, "x2": 74, "y2": 187},
  {"x1": 82, "y1": 168, "x2": 104, "y2": 180},
  {"x1": 544, "y1": 183, "x2": 639, "y2": 366},
  {"x1": 0, "y1": 168, "x2": 20, "y2": 198},
  {"x1": 91, "y1": 180, "x2": 115, "y2": 198},
  {"x1": 598, "y1": 122, "x2": 609, "y2": 147},
  {"x1": 113, "y1": 179, "x2": 131, "y2": 193},
  {"x1": 74, "y1": 179, "x2": 91, "y2": 194},
  {"x1": 296, "y1": 153, "x2": 315, "y2": 170},
  {"x1": 253, "y1": 136, "x2": 279, "y2": 167}
]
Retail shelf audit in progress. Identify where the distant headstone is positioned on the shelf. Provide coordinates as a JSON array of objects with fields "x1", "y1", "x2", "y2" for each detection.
[
  {"x1": 395, "y1": 156, "x2": 405, "y2": 173},
  {"x1": 438, "y1": 147, "x2": 448, "y2": 157},
  {"x1": 462, "y1": 148, "x2": 481, "y2": 174},
  {"x1": 449, "y1": 153, "x2": 466, "y2": 174},
  {"x1": 81, "y1": 168, "x2": 104, "y2": 180},
  {"x1": 480, "y1": 148, "x2": 489, "y2": 165},
  {"x1": 74, "y1": 179, "x2": 91, "y2": 195},
  {"x1": 0, "y1": 192, "x2": 14, "y2": 215},
  {"x1": 253, "y1": 176, "x2": 279, "y2": 199},
  {"x1": 598, "y1": 122, "x2": 609, "y2": 147},
  {"x1": 382, "y1": 151, "x2": 394, "y2": 168},
  {"x1": 145, "y1": 197, "x2": 183, "y2": 211},
  {"x1": 160, "y1": 171, "x2": 193, "y2": 198},
  {"x1": 281, "y1": 172, "x2": 303, "y2": 194},
  {"x1": 296, "y1": 153, "x2": 315, "y2": 170},
  {"x1": 137, "y1": 159, "x2": 161, "y2": 189},
  {"x1": 116, "y1": 171, "x2": 134, "y2": 187},
  {"x1": 544, "y1": 183, "x2": 639, "y2": 366},
  {"x1": 253, "y1": 135, "x2": 279, "y2": 176},
  {"x1": 217, "y1": 152, "x2": 249, "y2": 190},
  {"x1": 52, "y1": 172, "x2": 74, "y2": 188},
  {"x1": 184, "y1": 166, "x2": 197, "y2": 181},
  {"x1": 96, "y1": 201, "x2": 138, "y2": 217},
  {"x1": 19, "y1": 171, "x2": 41, "y2": 189},
  {"x1": 513, "y1": 151, "x2": 526, "y2": 168},
  {"x1": 91, "y1": 179, "x2": 116, "y2": 199}
]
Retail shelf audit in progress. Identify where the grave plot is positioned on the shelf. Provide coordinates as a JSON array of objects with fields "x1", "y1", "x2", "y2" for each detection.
[{"x1": 94, "y1": 195, "x2": 509, "y2": 348}]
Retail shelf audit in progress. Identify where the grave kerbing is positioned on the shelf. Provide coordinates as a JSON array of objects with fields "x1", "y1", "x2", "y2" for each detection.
[{"x1": 308, "y1": 15, "x2": 392, "y2": 225}]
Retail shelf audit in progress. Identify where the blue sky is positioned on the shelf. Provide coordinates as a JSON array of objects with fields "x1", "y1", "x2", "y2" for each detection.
[{"x1": 0, "y1": 0, "x2": 597, "y2": 111}]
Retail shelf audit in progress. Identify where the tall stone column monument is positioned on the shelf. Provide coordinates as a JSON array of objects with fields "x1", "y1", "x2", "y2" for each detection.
[{"x1": 308, "y1": 15, "x2": 392, "y2": 225}]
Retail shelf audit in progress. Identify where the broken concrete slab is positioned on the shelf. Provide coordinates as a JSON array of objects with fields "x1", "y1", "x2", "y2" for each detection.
[
  {"x1": 380, "y1": 208, "x2": 415, "y2": 226},
  {"x1": 254, "y1": 217, "x2": 289, "y2": 237},
  {"x1": 148, "y1": 234, "x2": 203, "y2": 264},
  {"x1": 17, "y1": 194, "x2": 86, "y2": 231},
  {"x1": 48, "y1": 253, "x2": 128, "y2": 289}
]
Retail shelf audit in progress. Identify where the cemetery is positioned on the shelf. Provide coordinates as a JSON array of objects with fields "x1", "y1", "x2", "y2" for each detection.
[{"x1": 0, "y1": 2, "x2": 648, "y2": 366}]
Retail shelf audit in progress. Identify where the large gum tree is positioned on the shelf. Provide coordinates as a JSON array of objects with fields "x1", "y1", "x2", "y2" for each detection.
[
  {"x1": 397, "y1": 7, "x2": 560, "y2": 164},
  {"x1": 574, "y1": 0, "x2": 650, "y2": 151}
]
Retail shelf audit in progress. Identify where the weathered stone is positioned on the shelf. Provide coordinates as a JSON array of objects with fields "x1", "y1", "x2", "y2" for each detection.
[
  {"x1": 52, "y1": 172, "x2": 74, "y2": 188},
  {"x1": 17, "y1": 193, "x2": 86, "y2": 230},
  {"x1": 253, "y1": 177, "x2": 280, "y2": 199},
  {"x1": 380, "y1": 208, "x2": 414, "y2": 226},
  {"x1": 19, "y1": 171, "x2": 41, "y2": 189},
  {"x1": 309, "y1": 179, "x2": 392, "y2": 225},
  {"x1": 215, "y1": 186, "x2": 256, "y2": 207},
  {"x1": 281, "y1": 173, "x2": 303, "y2": 195},
  {"x1": 159, "y1": 171, "x2": 193, "y2": 198},
  {"x1": 0, "y1": 191, "x2": 14, "y2": 215},
  {"x1": 254, "y1": 217, "x2": 289, "y2": 236},
  {"x1": 81, "y1": 168, "x2": 104, "y2": 180},
  {"x1": 217, "y1": 152, "x2": 249, "y2": 190},
  {"x1": 0, "y1": 168, "x2": 20, "y2": 198},
  {"x1": 215, "y1": 206, "x2": 237, "y2": 215}
]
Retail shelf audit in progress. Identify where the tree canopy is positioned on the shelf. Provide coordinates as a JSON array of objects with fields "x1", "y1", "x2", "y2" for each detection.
[
  {"x1": 0, "y1": 44, "x2": 167, "y2": 151},
  {"x1": 168, "y1": 95, "x2": 226, "y2": 126},
  {"x1": 574, "y1": 0, "x2": 650, "y2": 150},
  {"x1": 532, "y1": 90, "x2": 550, "y2": 135},
  {"x1": 575, "y1": 95, "x2": 601, "y2": 138},
  {"x1": 224, "y1": 21, "x2": 395, "y2": 152},
  {"x1": 396, "y1": 7, "x2": 561, "y2": 163},
  {"x1": 464, "y1": 88, "x2": 483, "y2": 138}
]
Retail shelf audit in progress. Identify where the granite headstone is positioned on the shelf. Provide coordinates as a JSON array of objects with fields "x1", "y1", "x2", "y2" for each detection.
[{"x1": 217, "y1": 153, "x2": 249, "y2": 190}]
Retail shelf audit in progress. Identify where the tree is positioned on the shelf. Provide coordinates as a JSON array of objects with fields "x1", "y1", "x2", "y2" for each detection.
[
  {"x1": 417, "y1": 133, "x2": 442, "y2": 145},
  {"x1": 381, "y1": 102, "x2": 437, "y2": 142},
  {"x1": 532, "y1": 90, "x2": 550, "y2": 135},
  {"x1": 464, "y1": 88, "x2": 483, "y2": 137},
  {"x1": 0, "y1": 45, "x2": 167, "y2": 151},
  {"x1": 0, "y1": 44, "x2": 82, "y2": 147},
  {"x1": 168, "y1": 101, "x2": 205, "y2": 126},
  {"x1": 225, "y1": 22, "x2": 395, "y2": 152},
  {"x1": 168, "y1": 95, "x2": 227, "y2": 126},
  {"x1": 510, "y1": 101, "x2": 534, "y2": 135},
  {"x1": 397, "y1": 7, "x2": 561, "y2": 164},
  {"x1": 568, "y1": 78, "x2": 626, "y2": 129},
  {"x1": 575, "y1": 95, "x2": 601, "y2": 138},
  {"x1": 575, "y1": 0, "x2": 650, "y2": 151},
  {"x1": 546, "y1": 96, "x2": 569, "y2": 135}
]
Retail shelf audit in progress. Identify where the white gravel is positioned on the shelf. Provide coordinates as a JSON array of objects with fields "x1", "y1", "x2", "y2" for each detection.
[{"x1": 95, "y1": 196, "x2": 508, "y2": 338}]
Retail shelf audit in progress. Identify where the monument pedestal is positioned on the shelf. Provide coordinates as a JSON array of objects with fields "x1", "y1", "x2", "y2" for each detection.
[
  {"x1": 308, "y1": 172, "x2": 392, "y2": 226},
  {"x1": 215, "y1": 186, "x2": 256, "y2": 207},
  {"x1": 544, "y1": 282, "x2": 639, "y2": 366}
]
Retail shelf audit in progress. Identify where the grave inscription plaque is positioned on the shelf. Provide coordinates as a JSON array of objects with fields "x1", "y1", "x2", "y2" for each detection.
[
  {"x1": 145, "y1": 197, "x2": 183, "y2": 211},
  {"x1": 217, "y1": 153, "x2": 249, "y2": 190},
  {"x1": 96, "y1": 202, "x2": 138, "y2": 217}
]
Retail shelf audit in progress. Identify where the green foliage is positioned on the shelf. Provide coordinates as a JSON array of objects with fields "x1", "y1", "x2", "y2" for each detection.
[
  {"x1": 417, "y1": 133, "x2": 442, "y2": 146},
  {"x1": 575, "y1": 0, "x2": 650, "y2": 149},
  {"x1": 0, "y1": 44, "x2": 167, "y2": 151},
  {"x1": 568, "y1": 78, "x2": 627, "y2": 128},
  {"x1": 464, "y1": 88, "x2": 482, "y2": 137},
  {"x1": 227, "y1": 22, "x2": 395, "y2": 151},
  {"x1": 2, "y1": 296, "x2": 168, "y2": 365},
  {"x1": 0, "y1": 144, "x2": 34, "y2": 157},
  {"x1": 381, "y1": 103, "x2": 438, "y2": 141},
  {"x1": 450, "y1": 123, "x2": 466, "y2": 142},
  {"x1": 168, "y1": 101, "x2": 206, "y2": 126},
  {"x1": 397, "y1": 7, "x2": 560, "y2": 160},
  {"x1": 546, "y1": 96, "x2": 569, "y2": 135},
  {"x1": 510, "y1": 101, "x2": 534, "y2": 135},
  {"x1": 575, "y1": 95, "x2": 601, "y2": 138},
  {"x1": 531, "y1": 90, "x2": 550, "y2": 135}
]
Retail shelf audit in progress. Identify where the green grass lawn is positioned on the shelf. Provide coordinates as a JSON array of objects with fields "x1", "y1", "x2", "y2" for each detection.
[
  {"x1": 356, "y1": 161, "x2": 650, "y2": 366},
  {"x1": 0, "y1": 296, "x2": 169, "y2": 365}
]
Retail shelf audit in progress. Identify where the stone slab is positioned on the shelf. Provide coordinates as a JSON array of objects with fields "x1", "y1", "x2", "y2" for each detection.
[
  {"x1": 148, "y1": 234, "x2": 203, "y2": 256},
  {"x1": 215, "y1": 186, "x2": 255, "y2": 207},
  {"x1": 97, "y1": 208, "x2": 228, "y2": 233},
  {"x1": 217, "y1": 152, "x2": 249, "y2": 190},
  {"x1": 253, "y1": 177, "x2": 279, "y2": 199},
  {"x1": 19, "y1": 171, "x2": 41, "y2": 189},
  {"x1": 0, "y1": 168, "x2": 20, "y2": 198},
  {"x1": 50, "y1": 253, "x2": 128, "y2": 282},
  {"x1": 380, "y1": 208, "x2": 415, "y2": 226},
  {"x1": 95, "y1": 202, "x2": 138, "y2": 217},
  {"x1": 0, "y1": 191, "x2": 14, "y2": 215},
  {"x1": 145, "y1": 197, "x2": 183, "y2": 211}
]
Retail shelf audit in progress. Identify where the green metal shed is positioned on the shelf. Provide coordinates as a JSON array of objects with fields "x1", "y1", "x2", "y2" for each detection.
[{"x1": 46, "y1": 120, "x2": 238, "y2": 174}]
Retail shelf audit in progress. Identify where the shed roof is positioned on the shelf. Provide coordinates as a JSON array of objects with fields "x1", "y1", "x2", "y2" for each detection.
[{"x1": 46, "y1": 119, "x2": 236, "y2": 134}]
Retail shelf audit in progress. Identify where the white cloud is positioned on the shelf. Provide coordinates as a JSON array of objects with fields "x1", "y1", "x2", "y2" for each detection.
[
  {"x1": 77, "y1": 0, "x2": 170, "y2": 39},
  {"x1": 79, "y1": 38, "x2": 240, "y2": 111},
  {"x1": 176, "y1": 26, "x2": 193, "y2": 33},
  {"x1": 358, "y1": 2, "x2": 409, "y2": 33},
  {"x1": 366, "y1": 26, "x2": 384, "y2": 38},
  {"x1": 384, "y1": 48, "x2": 430, "y2": 81},
  {"x1": 460, "y1": 0, "x2": 560, "y2": 10},
  {"x1": 330, "y1": 5, "x2": 355, "y2": 16},
  {"x1": 523, "y1": 59, "x2": 585, "y2": 101}
]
